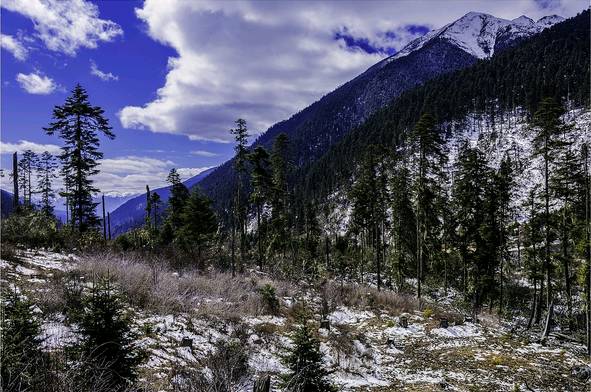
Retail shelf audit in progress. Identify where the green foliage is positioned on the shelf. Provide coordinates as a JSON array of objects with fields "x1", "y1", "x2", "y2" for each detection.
[
  {"x1": 35, "y1": 151, "x2": 58, "y2": 215},
  {"x1": 113, "y1": 227, "x2": 155, "y2": 251},
  {"x1": 44, "y1": 84, "x2": 115, "y2": 232},
  {"x1": 1, "y1": 291, "x2": 47, "y2": 391},
  {"x1": 282, "y1": 321, "x2": 335, "y2": 392},
  {"x1": 176, "y1": 188, "x2": 218, "y2": 262},
  {"x1": 165, "y1": 168, "x2": 190, "y2": 234},
  {"x1": 1, "y1": 210, "x2": 60, "y2": 248},
  {"x1": 74, "y1": 277, "x2": 143, "y2": 390},
  {"x1": 303, "y1": 11, "x2": 589, "y2": 199},
  {"x1": 269, "y1": 133, "x2": 291, "y2": 254},
  {"x1": 259, "y1": 284, "x2": 280, "y2": 315}
]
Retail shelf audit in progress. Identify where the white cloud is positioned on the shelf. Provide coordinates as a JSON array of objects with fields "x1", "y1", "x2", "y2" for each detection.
[
  {"x1": 0, "y1": 139, "x2": 61, "y2": 155},
  {"x1": 1, "y1": 0, "x2": 122, "y2": 56},
  {"x1": 119, "y1": 0, "x2": 585, "y2": 142},
  {"x1": 90, "y1": 60, "x2": 118, "y2": 81},
  {"x1": 16, "y1": 72, "x2": 57, "y2": 94},
  {"x1": 94, "y1": 156, "x2": 210, "y2": 196},
  {"x1": 1, "y1": 34, "x2": 28, "y2": 60},
  {"x1": 190, "y1": 150, "x2": 218, "y2": 157}
]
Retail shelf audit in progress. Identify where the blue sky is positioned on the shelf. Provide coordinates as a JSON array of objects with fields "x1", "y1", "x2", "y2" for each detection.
[{"x1": 1, "y1": 0, "x2": 586, "y2": 196}]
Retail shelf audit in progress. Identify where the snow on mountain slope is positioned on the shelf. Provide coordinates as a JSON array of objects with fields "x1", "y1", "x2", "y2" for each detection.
[
  {"x1": 391, "y1": 12, "x2": 564, "y2": 61},
  {"x1": 444, "y1": 107, "x2": 590, "y2": 217}
]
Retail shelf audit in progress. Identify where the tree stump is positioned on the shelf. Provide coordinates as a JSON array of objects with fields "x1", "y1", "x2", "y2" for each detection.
[
  {"x1": 320, "y1": 319, "x2": 330, "y2": 330},
  {"x1": 439, "y1": 318, "x2": 449, "y2": 329},
  {"x1": 399, "y1": 316, "x2": 408, "y2": 328},
  {"x1": 253, "y1": 375, "x2": 271, "y2": 392},
  {"x1": 180, "y1": 337, "x2": 193, "y2": 351}
]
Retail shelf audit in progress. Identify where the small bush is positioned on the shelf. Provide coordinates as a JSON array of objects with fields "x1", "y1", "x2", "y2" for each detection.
[{"x1": 259, "y1": 284, "x2": 280, "y2": 315}]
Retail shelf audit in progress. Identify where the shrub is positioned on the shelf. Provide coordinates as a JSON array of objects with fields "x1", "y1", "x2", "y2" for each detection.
[
  {"x1": 282, "y1": 321, "x2": 335, "y2": 392},
  {"x1": 1, "y1": 290, "x2": 48, "y2": 391},
  {"x1": 72, "y1": 277, "x2": 144, "y2": 391},
  {"x1": 259, "y1": 284, "x2": 280, "y2": 315},
  {"x1": 1, "y1": 211, "x2": 61, "y2": 249}
]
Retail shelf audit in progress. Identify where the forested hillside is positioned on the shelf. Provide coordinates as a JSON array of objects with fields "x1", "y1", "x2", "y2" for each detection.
[
  {"x1": 2, "y1": 6, "x2": 589, "y2": 392},
  {"x1": 302, "y1": 9, "x2": 590, "y2": 200},
  {"x1": 198, "y1": 11, "x2": 564, "y2": 214}
]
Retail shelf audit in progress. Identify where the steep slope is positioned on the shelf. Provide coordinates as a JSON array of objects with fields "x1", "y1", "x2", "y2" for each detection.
[
  {"x1": 301, "y1": 10, "x2": 589, "y2": 200},
  {"x1": 198, "y1": 11, "x2": 563, "y2": 212},
  {"x1": 109, "y1": 167, "x2": 215, "y2": 235}
]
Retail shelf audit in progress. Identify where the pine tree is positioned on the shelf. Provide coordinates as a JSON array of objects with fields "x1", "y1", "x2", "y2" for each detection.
[
  {"x1": 44, "y1": 84, "x2": 114, "y2": 232},
  {"x1": 282, "y1": 321, "x2": 335, "y2": 392},
  {"x1": 495, "y1": 156, "x2": 515, "y2": 316},
  {"x1": 177, "y1": 188, "x2": 218, "y2": 263},
  {"x1": 389, "y1": 154, "x2": 416, "y2": 291},
  {"x1": 230, "y1": 118, "x2": 249, "y2": 275},
  {"x1": 76, "y1": 277, "x2": 142, "y2": 391},
  {"x1": 349, "y1": 146, "x2": 388, "y2": 290},
  {"x1": 409, "y1": 113, "x2": 446, "y2": 299},
  {"x1": 18, "y1": 150, "x2": 37, "y2": 209},
  {"x1": 165, "y1": 168, "x2": 190, "y2": 233},
  {"x1": 150, "y1": 192, "x2": 162, "y2": 229},
  {"x1": 145, "y1": 185, "x2": 152, "y2": 228},
  {"x1": 551, "y1": 145, "x2": 582, "y2": 327},
  {"x1": 452, "y1": 144, "x2": 493, "y2": 309},
  {"x1": 531, "y1": 97, "x2": 571, "y2": 314},
  {"x1": 269, "y1": 133, "x2": 291, "y2": 256},
  {"x1": 248, "y1": 146, "x2": 272, "y2": 269},
  {"x1": 35, "y1": 151, "x2": 58, "y2": 215},
  {"x1": 1, "y1": 291, "x2": 46, "y2": 391}
]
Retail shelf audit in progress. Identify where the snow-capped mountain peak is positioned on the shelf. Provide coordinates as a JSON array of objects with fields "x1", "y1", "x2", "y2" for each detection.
[{"x1": 391, "y1": 12, "x2": 564, "y2": 61}]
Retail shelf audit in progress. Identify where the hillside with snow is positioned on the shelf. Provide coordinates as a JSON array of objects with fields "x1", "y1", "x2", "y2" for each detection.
[{"x1": 2, "y1": 250, "x2": 589, "y2": 391}]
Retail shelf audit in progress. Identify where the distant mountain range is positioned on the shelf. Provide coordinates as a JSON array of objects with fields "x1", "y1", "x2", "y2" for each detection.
[
  {"x1": 196, "y1": 11, "x2": 564, "y2": 213},
  {"x1": 108, "y1": 167, "x2": 215, "y2": 236}
]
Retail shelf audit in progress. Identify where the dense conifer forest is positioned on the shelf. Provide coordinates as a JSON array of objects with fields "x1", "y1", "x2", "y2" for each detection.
[{"x1": 1, "y1": 7, "x2": 590, "y2": 392}]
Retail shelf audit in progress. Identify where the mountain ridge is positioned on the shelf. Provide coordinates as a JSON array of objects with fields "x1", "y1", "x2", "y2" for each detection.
[{"x1": 196, "y1": 10, "x2": 564, "y2": 215}]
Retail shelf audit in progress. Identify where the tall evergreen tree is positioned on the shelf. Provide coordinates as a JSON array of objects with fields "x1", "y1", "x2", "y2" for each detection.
[
  {"x1": 165, "y1": 168, "x2": 190, "y2": 232},
  {"x1": 150, "y1": 191, "x2": 162, "y2": 229},
  {"x1": 18, "y1": 150, "x2": 37, "y2": 209},
  {"x1": 496, "y1": 156, "x2": 515, "y2": 316},
  {"x1": 230, "y1": 118, "x2": 249, "y2": 275},
  {"x1": 409, "y1": 113, "x2": 446, "y2": 299},
  {"x1": 269, "y1": 133, "x2": 291, "y2": 256},
  {"x1": 248, "y1": 146, "x2": 272, "y2": 269},
  {"x1": 177, "y1": 188, "x2": 218, "y2": 263},
  {"x1": 35, "y1": 151, "x2": 58, "y2": 215},
  {"x1": 349, "y1": 146, "x2": 388, "y2": 290},
  {"x1": 530, "y1": 97, "x2": 571, "y2": 313},
  {"x1": 145, "y1": 185, "x2": 152, "y2": 228},
  {"x1": 44, "y1": 84, "x2": 114, "y2": 232},
  {"x1": 390, "y1": 154, "x2": 416, "y2": 291},
  {"x1": 452, "y1": 144, "x2": 494, "y2": 309}
]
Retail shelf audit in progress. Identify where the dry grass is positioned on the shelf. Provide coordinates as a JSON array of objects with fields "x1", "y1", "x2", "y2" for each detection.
[
  {"x1": 73, "y1": 251, "x2": 297, "y2": 320},
  {"x1": 325, "y1": 281, "x2": 419, "y2": 315}
]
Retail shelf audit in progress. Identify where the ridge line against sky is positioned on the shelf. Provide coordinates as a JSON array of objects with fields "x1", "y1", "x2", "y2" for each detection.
[{"x1": 1, "y1": 0, "x2": 586, "y2": 196}]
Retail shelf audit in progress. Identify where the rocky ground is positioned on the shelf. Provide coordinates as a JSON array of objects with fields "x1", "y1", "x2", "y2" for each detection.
[{"x1": 1, "y1": 249, "x2": 590, "y2": 391}]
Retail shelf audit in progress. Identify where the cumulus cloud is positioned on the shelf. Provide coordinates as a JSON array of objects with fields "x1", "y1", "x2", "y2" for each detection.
[
  {"x1": 190, "y1": 150, "x2": 218, "y2": 157},
  {"x1": 95, "y1": 156, "x2": 210, "y2": 196},
  {"x1": 1, "y1": 0, "x2": 122, "y2": 56},
  {"x1": 0, "y1": 139, "x2": 61, "y2": 155},
  {"x1": 16, "y1": 72, "x2": 57, "y2": 94},
  {"x1": 119, "y1": 0, "x2": 584, "y2": 143},
  {"x1": 1, "y1": 34, "x2": 28, "y2": 60},
  {"x1": 90, "y1": 60, "x2": 118, "y2": 81}
]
